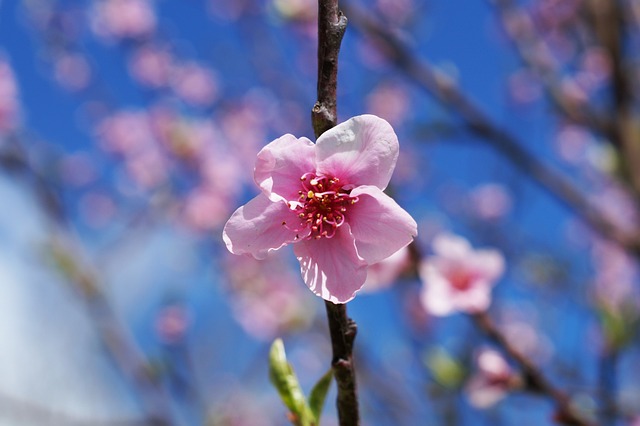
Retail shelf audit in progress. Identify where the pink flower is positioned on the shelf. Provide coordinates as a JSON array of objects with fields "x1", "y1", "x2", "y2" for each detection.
[
  {"x1": 420, "y1": 233, "x2": 504, "y2": 316},
  {"x1": 465, "y1": 347, "x2": 518, "y2": 408},
  {"x1": 222, "y1": 115, "x2": 417, "y2": 303}
]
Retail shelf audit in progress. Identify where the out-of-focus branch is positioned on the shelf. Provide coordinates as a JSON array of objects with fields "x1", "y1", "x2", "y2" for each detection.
[
  {"x1": 50, "y1": 238, "x2": 173, "y2": 426},
  {"x1": 0, "y1": 390, "x2": 147, "y2": 426},
  {"x1": 490, "y1": 0, "x2": 613, "y2": 135},
  {"x1": 586, "y1": 0, "x2": 640, "y2": 197},
  {"x1": 343, "y1": 4, "x2": 640, "y2": 256},
  {"x1": 313, "y1": 1, "x2": 360, "y2": 425},
  {"x1": 473, "y1": 312, "x2": 593, "y2": 426},
  {"x1": 0, "y1": 138, "x2": 173, "y2": 425}
]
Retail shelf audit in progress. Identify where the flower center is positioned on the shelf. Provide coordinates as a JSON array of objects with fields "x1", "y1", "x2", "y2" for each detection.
[{"x1": 290, "y1": 173, "x2": 358, "y2": 239}]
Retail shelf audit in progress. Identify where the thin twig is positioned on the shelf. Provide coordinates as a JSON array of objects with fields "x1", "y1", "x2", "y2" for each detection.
[
  {"x1": 343, "y1": 4, "x2": 640, "y2": 256},
  {"x1": 313, "y1": 1, "x2": 360, "y2": 425}
]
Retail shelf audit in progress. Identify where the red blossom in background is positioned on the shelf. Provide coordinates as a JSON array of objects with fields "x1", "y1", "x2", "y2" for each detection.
[{"x1": 223, "y1": 114, "x2": 417, "y2": 303}]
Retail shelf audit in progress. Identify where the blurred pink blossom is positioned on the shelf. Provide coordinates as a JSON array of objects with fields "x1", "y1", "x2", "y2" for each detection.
[
  {"x1": 362, "y1": 245, "x2": 412, "y2": 292},
  {"x1": 58, "y1": 152, "x2": 97, "y2": 187},
  {"x1": 0, "y1": 59, "x2": 20, "y2": 133},
  {"x1": 128, "y1": 45, "x2": 173, "y2": 88},
  {"x1": 54, "y1": 52, "x2": 91, "y2": 91},
  {"x1": 155, "y1": 304, "x2": 190, "y2": 344},
  {"x1": 468, "y1": 183, "x2": 512, "y2": 221},
  {"x1": 97, "y1": 110, "x2": 155, "y2": 155},
  {"x1": 91, "y1": 0, "x2": 156, "y2": 41},
  {"x1": 376, "y1": 0, "x2": 413, "y2": 25},
  {"x1": 79, "y1": 192, "x2": 116, "y2": 228},
  {"x1": 170, "y1": 62, "x2": 219, "y2": 107},
  {"x1": 183, "y1": 187, "x2": 233, "y2": 231},
  {"x1": 555, "y1": 125, "x2": 592, "y2": 164},
  {"x1": 465, "y1": 347, "x2": 519, "y2": 408},
  {"x1": 420, "y1": 233, "x2": 505, "y2": 316},
  {"x1": 223, "y1": 115, "x2": 417, "y2": 303},
  {"x1": 272, "y1": 0, "x2": 317, "y2": 23},
  {"x1": 365, "y1": 82, "x2": 410, "y2": 127},
  {"x1": 591, "y1": 240, "x2": 640, "y2": 313},
  {"x1": 225, "y1": 253, "x2": 315, "y2": 340},
  {"x1": 508, "y1": 69, "x2": 542, "y2": 104}
]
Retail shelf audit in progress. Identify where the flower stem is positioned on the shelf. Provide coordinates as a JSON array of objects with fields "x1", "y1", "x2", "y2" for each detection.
[
  {"x1": 324, "y1": 301, "x2": 360, "y2": 426},
  {"x1": 312, "y1": 0, "x2": 347, "y2": 138},
  {"x1": 313, "y1": 1, "x2": 359, "y2": 424}
]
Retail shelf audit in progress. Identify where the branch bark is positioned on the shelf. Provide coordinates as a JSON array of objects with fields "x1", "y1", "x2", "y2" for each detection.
[
  {"x1": 473, "y1": 312, "x2": 593, "y2": 426},
  {"x1": 312, "y1": 1, "x2": 360, "y2": 425}
]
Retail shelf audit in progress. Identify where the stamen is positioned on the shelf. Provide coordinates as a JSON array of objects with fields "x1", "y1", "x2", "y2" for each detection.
[{"x1": 292, "y1": 173, "x2": 356, "y2": 240}]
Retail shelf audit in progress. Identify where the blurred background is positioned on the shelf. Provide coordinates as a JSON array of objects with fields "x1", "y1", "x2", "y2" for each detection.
[{"x1": 1, "y1": 0, "x2": 640, "y2": 424}]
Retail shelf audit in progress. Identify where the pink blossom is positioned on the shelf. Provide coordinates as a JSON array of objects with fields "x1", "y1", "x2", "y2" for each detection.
[
  {"x1": 225, "y1": 252, "x2": 315, "y2": 339},
  {"x1": 91, "y1": 0, "x2": 156, "y2": 41},
  {"x1": 170, "y1": 62, "x2": 219, "y2": 107},
  {"x1": 128, "y1": 45, "x2": 173, "y2": 88},
  {"x1": 420, "y1": 233, "x2": 504, "y2": 316},
  {"x1": 223, "y1": 115, "x2": 417, "y2": 303},
  {"x1": 465, "y1": 347, "x2": 518, "y2": 408},
  {"x1": 468, "y1": 183, "x2": 512, "y2": 221},
  {"x1": 0, "y1": 59, "x2": 20, "y2": 133},
  {"x1": 54, "y1": 53, "x2": 91, "y2": 91}
]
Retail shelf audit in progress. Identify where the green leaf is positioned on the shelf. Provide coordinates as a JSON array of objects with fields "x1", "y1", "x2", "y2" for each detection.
[
  {"x1": 308, "y1": 368, "x2": 333, "y2": 422},
  {"x1": 424, "y1": 347, "x2": 465, "y2": 389},
  {"x1": 268, "y1": 339, "x2": 315, "y2": 426}
]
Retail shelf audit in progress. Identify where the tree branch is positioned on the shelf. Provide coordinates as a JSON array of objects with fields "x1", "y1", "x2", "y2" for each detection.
[
  {"x1": 313, "y1": 1, "x2": 360, "y2": 425},
  {"x1": 473, "y1": 312, "x2": 593, "y2": 426},
  {"x1": 343, "y1": 4, "x2": 640, "y2": 256}
]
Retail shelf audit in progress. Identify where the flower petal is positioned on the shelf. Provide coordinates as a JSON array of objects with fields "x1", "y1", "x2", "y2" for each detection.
[
  {"x1": 432, "y1": 233, "x2": 472, "y2": 259},
  {"x1": 348, "y1": 185, "x2": 417, "y2": 264},
  {"x1": 419, "y1": 264, "x2": 456, "y2": 316},
  {"x1": 254, "y1": 134, "x2": 316, "y2": 203},
  {"x1": 315, "y1": 115, "x2": 399, "y2": 189},
  {"x1": 469, "y1": 250, "x2": 505, "y2": 283},
  {"x1": 293, "y1": 223, "x2": 367, "y2": 303},
  {"x1": 222, "y1": 194, "x2": 309, "y2": 260}
]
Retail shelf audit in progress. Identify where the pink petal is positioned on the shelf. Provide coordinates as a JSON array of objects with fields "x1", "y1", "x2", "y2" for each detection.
[
  {"x1": 222, "y1": 194, "x2": 309, "y2": 260},
  {"x1": 293, "y1": 223, "x2": 367, "y2": 303},
  {"x1": 419, "y1": 265, "x2": 456, "y2": 316},
  {"x1": 432, "y1": 233, "x2": 472, "y2": 258},
  {"x1": 470, "y1": 250, "x2": 505, "y2": 283},
  {"x1": 315, "y1": 115, "x2": 399, "y2": 190},
  {"x1": 452, "y1": 282, "x2": 492, "y2": 313},
  {"x1": 348, "y1": 185, "x2": 417, "y2": 264},
  {"x1": 254, "y1": 134, "x2": 316, "y2": 203}
]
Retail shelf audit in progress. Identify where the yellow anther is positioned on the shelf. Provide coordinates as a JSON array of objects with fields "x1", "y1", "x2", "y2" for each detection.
[{"x1": 307, "y1": 190, "x2": 314, "y2": 199}]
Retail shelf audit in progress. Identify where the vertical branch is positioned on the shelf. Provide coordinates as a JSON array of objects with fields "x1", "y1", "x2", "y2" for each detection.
[
  {"x1": 312, "y1": 0, "x2": 347, "y2": 136},
  {"x1": 312, "y1": 1, "x2": 359, "y2": 425},
  {"x1": 324, "y1": 302, "x2": 359, "y2": 425}
]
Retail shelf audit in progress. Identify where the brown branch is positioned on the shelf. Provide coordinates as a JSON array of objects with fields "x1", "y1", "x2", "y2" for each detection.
[
  {"x1": 473, "y1": 312, "x2": 593, "y2": 426},
  {"x1": 312, "y1": 0, "x2": 347, "y2": 136},
  {"x1": 343, "y1": 4, "x2": 640, "y2": 256},
  {"x1": 586, "y1": 0, "x2": 640, "y2": 197},
  {"x1": 312, "y1": 1, "x2": 360, "y2": 425},
  {"x1": 324, "y1": 302, "x2": 360, "y2": 425}
]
